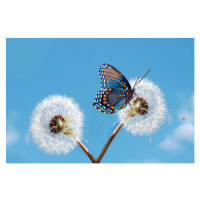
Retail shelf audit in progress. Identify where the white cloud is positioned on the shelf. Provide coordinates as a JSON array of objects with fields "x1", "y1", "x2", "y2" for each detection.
[
  {"x1": 158, "y1": 93, "x2": 194, "y2": 152},
  {"x1": 173, "y1": 122, "x2": 194, "y2": 144},
  {"x1": 158, "y1": 135, "x2": 182, "y2": 152},
  {"x1": 7, "y1": 111, "x2": 20, "y2": 146},
  {"x1": 7, "y1": 127, "x2": 19, "y2": 146},
  {"x1": 144, "y1": 158, "x2": 163, "y2": 163},
  {"x1": 190, "y1": 93, "x2": 194, "y2": 110}
]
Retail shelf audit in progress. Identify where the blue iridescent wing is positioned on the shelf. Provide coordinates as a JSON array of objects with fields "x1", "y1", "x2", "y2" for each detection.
[
  {"x1": 93, "y1": 88, "x2": 127, "y2": 114},
  {"x1": 93, "y1": 64, "x2": 132, "y2": 114}
]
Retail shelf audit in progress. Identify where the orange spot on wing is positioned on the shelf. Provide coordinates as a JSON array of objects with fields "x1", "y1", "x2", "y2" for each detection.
[
  {"x1": 121, "y1": 91, "x2": 123, "y2": 93},
  {"x1": 103, "y1": 101, "x2": 107, "y2": 104},
  {"x1": 105, "y1": 91, "x2": 109, "y2": 94},
  {"x1": 108, "y1": 88, "x2": 112, "y2": 91},
  {"x1": 117, "y1": 95, "x2": 120, "y2": 98},
  {"x1": 103, "y1": 98, "x2": 106, "y2": 101},
  {"x1": 103, "y1": 95, "x2": 107, "y2": 97},
  {"x1": 110, "y1": 106, "x2": 114, "y2": 109},
  {"x1": 121, "y1": 94, "x2": 124, "y2": 97},
  {"x1": 107, "y1": 104, "x2": 110, "y2": 107},
  {"x1": 123, "y1": 85, "x2": 127, "y2": 88},
  {"x1": 119, "y1": 81, "x2": 123, "y2": 85}
]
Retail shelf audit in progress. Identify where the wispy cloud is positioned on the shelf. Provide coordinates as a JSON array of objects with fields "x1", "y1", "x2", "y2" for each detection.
[
  {"x1": 173, "y1": 122, "x2": 194, "y2": 144},
  {"x1": 7, "y1": 111, "x2": 19, "y2": 146},
  {"x1": 7, "y1": 127, "x2": 19, "y2": 146},
  {"x1": 143, "y1": 158, "x2": 163, "y2": 163},
  {"x1": 158, "y1": 93, "x2": 194, "y2": 152},
  {"x1": 158, "y1": 135, "x2": 183, "y2": 152}
]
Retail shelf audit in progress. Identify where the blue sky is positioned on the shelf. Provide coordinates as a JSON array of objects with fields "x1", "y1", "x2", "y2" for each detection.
[{"x1": 6, "y1": 38, "x2": 194, "y2": 163}]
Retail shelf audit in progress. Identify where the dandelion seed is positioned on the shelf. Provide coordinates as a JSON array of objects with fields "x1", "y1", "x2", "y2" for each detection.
[
  {"x1": 177, "y1": 117, "x2": 186, "y2": 120},
  {"x1": 25, "y1": 133, "x2": 30, "y2": 145},
  {"x1": 150, "y1": 135, "x2": 151, "y2": 144},
  {"x1": 167, "y1": 109, "x2": 186, "y2": 124},
  {"x1": 168, "y1": 110, "x2": 174, "y2": 125},
  {"x1": 117, "y1": 78, "x2": 167, "y2": 135},
  {"x1": 29, "y1": 95, "x2": 84, "y2": 155},
  {"x1": 168, "y1": 114, "x2": 172, "y2": 125},
  {"x1": 113, "y1": 120, "x2": 119, "y2": 126}
]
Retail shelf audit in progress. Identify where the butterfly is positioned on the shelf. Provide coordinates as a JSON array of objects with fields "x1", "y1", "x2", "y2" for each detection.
[{"x1": 93, "y1": 64, "x2": 150, "y2": 114}]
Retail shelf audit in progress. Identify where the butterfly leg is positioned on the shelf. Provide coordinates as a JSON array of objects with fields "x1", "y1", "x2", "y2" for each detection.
[
  {"x1": 134, "y1": 93, "x2": 138, "y2": 98},
  {"x1": 131, "y1": 93, "x2": 138, "y2": 100},
  {"x1": 128, "y1": 102, "x2": 133, "y2": 109}
]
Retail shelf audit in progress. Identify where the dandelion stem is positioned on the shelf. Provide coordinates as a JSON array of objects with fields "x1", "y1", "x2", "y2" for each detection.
[
  {"x1": 66, "y1": 133, "x2": 96, "y2": 163},
  {"x1": 96, "y1": 122, "x2": 124, "y2": 163},
  {"x1": 76, "y1": 140, "x2": 96, "y2": 163}
]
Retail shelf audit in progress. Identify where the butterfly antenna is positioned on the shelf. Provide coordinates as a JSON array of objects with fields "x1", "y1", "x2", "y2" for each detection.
[
  {"x1": 133, "y1": 77, "x2": 140, "y2": 88},
  {"x1": 135, "y1": 68, "x2": 151, "y2": 86}
]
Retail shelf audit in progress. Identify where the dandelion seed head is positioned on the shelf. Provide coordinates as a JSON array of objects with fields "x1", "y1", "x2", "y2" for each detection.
[
  {"x1": 49, "y1": 114, "x2": 66, "y2": 134},
  {"x1": 133, "y1": 97, "x2": 149, "y2": 116},
  {"x1": 117, "y1": 78, "x2": 167, "y2": 135},
  {"x1": 29, "y1": 95, "x2": 84, "y2": 155}
]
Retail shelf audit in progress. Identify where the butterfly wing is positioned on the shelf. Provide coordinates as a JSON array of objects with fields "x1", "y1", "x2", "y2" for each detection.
[
  {"x1": 99, "y1": 63, "x2": 132, "y2": 92},
  {"x1": 93, "y1": 88, "x2": 127, "y2": 114},
  {"x1": 93, "y1": 64, "x2": 132, "y2": 114}
]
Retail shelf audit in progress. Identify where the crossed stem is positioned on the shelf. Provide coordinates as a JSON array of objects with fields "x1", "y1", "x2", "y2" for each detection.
[{"x1": 75, "y1": 122, "x2": 124, "y2": 163}]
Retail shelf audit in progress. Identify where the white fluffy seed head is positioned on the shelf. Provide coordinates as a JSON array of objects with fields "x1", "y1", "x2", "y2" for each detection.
[
  {"x1": 117, "y1": 78, "x2": 167, "y2": 135},
  {"x1": 29, "y1": 95, "x2": 84, "y2": 155}
]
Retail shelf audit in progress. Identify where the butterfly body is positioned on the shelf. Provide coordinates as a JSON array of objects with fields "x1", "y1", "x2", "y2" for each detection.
[{"x1": 93, "y1": 64, "x2": 135, "y2": 114}]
